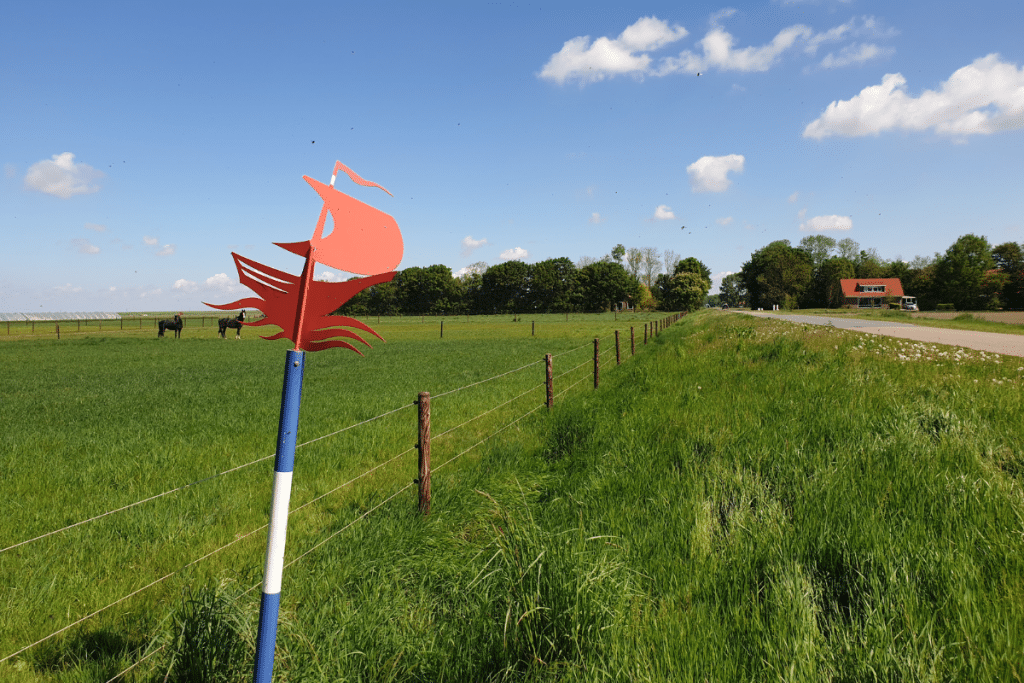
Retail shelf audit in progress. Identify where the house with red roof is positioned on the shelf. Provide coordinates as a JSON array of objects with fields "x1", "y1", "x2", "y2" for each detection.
[{"x1": 840, "y1": 278, "x2": 905, "y2": 308}]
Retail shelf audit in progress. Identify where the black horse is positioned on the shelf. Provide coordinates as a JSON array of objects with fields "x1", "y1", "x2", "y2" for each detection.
[
  {"x1": 158, "y1": 314, "x2": 184, "y2": 338},
  {"x1": 218, "y1": 310, "x2": 246, "y2": 339}
]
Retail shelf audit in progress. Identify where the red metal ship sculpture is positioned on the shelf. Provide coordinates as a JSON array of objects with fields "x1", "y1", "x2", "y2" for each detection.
[{"x1": 206, "y1": 161, "x2": 403, "y2": 353}]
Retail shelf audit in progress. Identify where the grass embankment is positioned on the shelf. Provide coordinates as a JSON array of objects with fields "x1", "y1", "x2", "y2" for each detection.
[{"x1": 3, "y1": 311, "x2": 1022, "y2": 681}]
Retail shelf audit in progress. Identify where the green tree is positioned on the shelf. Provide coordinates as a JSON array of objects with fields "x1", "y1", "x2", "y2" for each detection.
[
  {"x1": 855, "y1": 249, "x2": 885, "y2": 278},
  {"x1": 611, "y1": 244, "x2": 626, "y2": 264},
  {"x1": 672, "y1": 257, "x2": 712, "y2": 282},
  {"x1": 815, "y1": 257, "x2": 855, "y2": 308},
  {"x1": 663, "y1": 271, "x2": 709, "y2": 312},
  {"x1": 395, "y1": 265, "x2": 463, "y2": 315},
  {"x1": 718, "y1": 273, "x2": 747, "y2": 307},
  {"x1": 481, "y1": 260, "x2": 531, "y2": 314},
  {"x1": 992, "y1": 242, "x2": 1024, "y2": 309},
  {"x1": 935, "y1": 234, "x2": 996, "y2": 310},
  {"x1": 529, "y1": 257, "x2": 578, "y2": 312},
  {"x1": 739, "y1": 240, "x2": 813, "y2": 309},
  {"x1": 798, "y1": 235, "x2": 837, "y2": 270},
  {"x1": 577, "y1": 261, "x2": 638, "y2": 312}
]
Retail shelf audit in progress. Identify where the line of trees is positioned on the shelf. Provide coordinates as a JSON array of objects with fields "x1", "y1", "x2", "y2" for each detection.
[
  {"x1": 730, "y1": 234, "x2": 1024, "y2": 311},
  {"x1": 334, "y1": 246, "x2": 713, "y2": 316}
]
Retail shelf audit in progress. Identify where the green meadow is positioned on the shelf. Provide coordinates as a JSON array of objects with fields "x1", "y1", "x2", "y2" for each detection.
[{"x1": 1, "y1": 311, "x2": 1022, "y2": 681}]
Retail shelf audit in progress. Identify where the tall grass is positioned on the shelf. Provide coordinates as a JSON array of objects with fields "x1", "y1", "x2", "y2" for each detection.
[{"x1": 2, "y1": 311, "x2": 1021, "y2": 681}]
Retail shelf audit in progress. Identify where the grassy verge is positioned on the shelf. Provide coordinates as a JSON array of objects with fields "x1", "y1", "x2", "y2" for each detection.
[{"x1": 770, "y1": 307, "x2": 1024, "y2": 335}]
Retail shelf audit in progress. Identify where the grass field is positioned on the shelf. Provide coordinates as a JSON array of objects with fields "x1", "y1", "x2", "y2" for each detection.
[{"x1": 1, "y1": 310, "x2": 1022, "y2": 681}]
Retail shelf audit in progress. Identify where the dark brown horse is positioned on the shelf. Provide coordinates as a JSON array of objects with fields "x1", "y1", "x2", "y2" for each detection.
[
  {"x1": 158, "y1": 314, "x2": 184, "y2": 338},
  {"x1": 218, "y1": 310, "x2": 245, "y2": 339}
]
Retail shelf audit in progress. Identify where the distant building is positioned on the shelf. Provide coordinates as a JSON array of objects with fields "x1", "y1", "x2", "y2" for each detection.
[{"x1": 840, "y1": 278, "x2": 905, "y2": 308}]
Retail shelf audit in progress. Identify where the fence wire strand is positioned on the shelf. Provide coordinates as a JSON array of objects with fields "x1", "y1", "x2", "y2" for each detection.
[
  {"x1": 0, "y1": 523, "x2": 268, "y2": 666},
  {"x1": 553, "y1": 357, "x2": 591, "y2": 380},
  {"x1": 104, "y1": 645, "x2": 165, "y2": 683},
  {"x1": 433, "y1": 402, "x2": 545, "y2": 474},
  {"x1": 431, "y1": 357, "x2": 542, "y2": 400},
  {"x1": 432, "y1": 382, "x2": 544, "y2": 442}
]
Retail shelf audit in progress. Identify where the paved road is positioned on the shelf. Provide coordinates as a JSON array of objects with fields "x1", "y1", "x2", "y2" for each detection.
[{"x1": 742, "y1": 311, "x2": 1024, "y2": 357}]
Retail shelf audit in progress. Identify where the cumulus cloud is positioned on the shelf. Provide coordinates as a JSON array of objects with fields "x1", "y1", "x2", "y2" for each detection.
[
  {"x1": 800, "y1": 215, "x2": 853, "y2": 232},
  {"x1": 173, "y1": 279, "x2": 197, "y2": 292},
  {"x1": 72, "y1": 238, "x2": 100, "y2": 254},
  {"x1": 653, "y1": 205, "x2": 676, "y2": 220},
  {"x1": 24, "y1": 153, "x2": 104, "y2": 198},
  {"x1": 461, "y1": 235, "x2": 488, "y2": 257},
  {"x1": 143, "y1": 236, "x2": 159, "y2": 246},
  {"x1": 500, "y1": 247, "x2": 529, "y2": 261},
  {"x1": 540, "y1": 16, "x2": 689, "y2": 84},
  {"x1": 687, "y1": 154, "x2": 744, "y2": 193},
  {"x1": 804, "y1": 54, "x2": 1024, "y2": 139},
  {"x1": 716, "y1": 216, "x2": 734, "y2": 226},
  {"x1": 818, "y1": 43, "x2": 894, "y2": 69},
  {"x1": 84, "y1": 222, "x2": 106, "y2": 232},
  {"x1": 589, "y1": 212, "x2": 604, "y2": 224},
  {"x1": 315, "y1": 269, "x2": 343, "y2": 282},
  {"x1": 156, "y1": 244, "x2": 176, "y2": 256},
  {"x1": 541, "y1": 14, "x2": 894, "y2": 85}
]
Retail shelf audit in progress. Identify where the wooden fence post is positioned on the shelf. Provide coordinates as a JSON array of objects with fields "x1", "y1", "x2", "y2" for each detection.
[
  {"x1": 615, "y1": 330, "x2": 620, "y2": 365},
  {"x1": 532, "y1": 321, "x2": 535, "y2": 336},
  {"x1": 56, "y1": 324, "x2": 60, "y2": 340},
  {"x1": 631, "y1": 327, "x2": 635, "y2": 355},
  {"x1": 440, "y1": 320, "x2": 443, "y2": 338},
  {"x1": 417, "y1": 392, "x2": 431, "y2": 515},
  {"x1": 644, "y1": 323, "x2": 648, "y2": 345},
  {"x1": 593, "y1": 337, "x2": 600, "y2": 389},
  {"x1": 545, "y1": 354, "x2": 553, "y2": 409}
]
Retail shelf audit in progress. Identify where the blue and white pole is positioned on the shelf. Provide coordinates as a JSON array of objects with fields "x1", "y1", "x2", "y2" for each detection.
[{"x1": 253, "y1": 349, "x2": 305, "y2": 683}]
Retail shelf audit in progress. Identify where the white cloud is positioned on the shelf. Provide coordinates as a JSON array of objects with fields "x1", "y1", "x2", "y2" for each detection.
[
  {"x1": 24, "y1": 153, "x2": 104, "y2": 199},
  {"x1": 539, "y1": 16, "x2": 688, "y2": 84},
  {"x1": 315, "y1": 269, "x2": 343, "y2": 282},
  {"x1": 461, "y1": 235, "x2": 488, "y2": 257},
  {"x1": 72, "y1": 238, "x2": 100, "y2": 254},
  {"x1": 55, "y1": 283, "x2": 83, "y2": 293},
  {"x1": 687, "y1": 154, "x2": 744, "y2": 193},
  {"x1": 143, "y1": 236, "x2": 159, "y2": 246},
  {"x1": 798, "y1": 208, "x2": 808, "y2": 220},
  {"x1": 454, "y1": 263, "x2": 488, "y2": 277},
  {"x1": 500, "y1": 247, "x2": 529, "y2": 261},
  {"x1": 202, "y1": 273, "x2": 246, "y2": 297},
  {"x1": 589, "y1": 212, "x2": 604, "y2": 224},
  {"x1": 788, "y1": 192, "x2": 799, "y2": 203},
  {"x1": 84, "y1": 222, "x2": 106, "y2": 232},
  {"x1": 156, "y1": 244, "x2": 176, "y2": 256},
  {"x1": 804, "y1": 54, "x2": 1024, "y2": 139},
  {"x1": 800, "y1": 214, "x2": 853, "y2": 231},
  {"x1": 716, "y1": 216, "x2": 733, "y2": 226},
  {"x1": 819, "y1": 43, "x2": 894, "y2": 69},
  {"x1": 174, "y1": 279, "x2": 198, "y2": 292},
  {"x1": 653, "y1": 205, "x2": 675, "y2": 220}
]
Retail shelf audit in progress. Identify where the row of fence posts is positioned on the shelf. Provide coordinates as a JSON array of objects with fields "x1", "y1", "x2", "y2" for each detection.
[{"x1": 415, "y1": 312, "x2": 682, "y2": 513}]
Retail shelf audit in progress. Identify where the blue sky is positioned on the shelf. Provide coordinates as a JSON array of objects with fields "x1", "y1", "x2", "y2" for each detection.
[{"x1": 2, "y1": 0, "x2": 1022, "y2": 312}]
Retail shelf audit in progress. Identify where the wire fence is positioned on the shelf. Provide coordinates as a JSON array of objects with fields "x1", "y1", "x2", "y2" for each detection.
[{"x1": 2, "y1": 313, "x2": 685, "y2": 677}]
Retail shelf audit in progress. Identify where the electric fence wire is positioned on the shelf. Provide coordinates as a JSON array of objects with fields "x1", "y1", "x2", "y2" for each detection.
[
  {"x1": 553, "y1": 357, "x2": 592, "y2": 381},
  {"x1": 551, "y1": 340, "x2": 591, "y2": 358},
  {"x1": 433, "y1": 401, "x2": 546, "y2": 474},
  {"x1": 103, "y1": 645, "x2": 165, "y2": 683},
  {"x1": 431, "y1": 381, "x2": 545, "y2": 442},
  {"x1": 0, "y1": 442, "x2": 420, "y2": 666},
  {"x1": 431, "y1": 357, "x2": 543, "y2": 400},
  {"x1": 1, "y1": 353, "x2": 548, "y2": 555}
]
